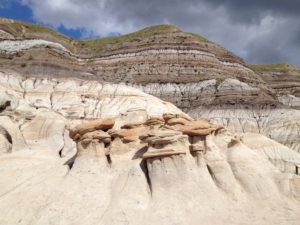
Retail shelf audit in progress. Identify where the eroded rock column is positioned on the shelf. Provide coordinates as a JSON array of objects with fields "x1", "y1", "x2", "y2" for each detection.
[{"x1": 69, "y1": 118, "x2": 114, "y2": 172}]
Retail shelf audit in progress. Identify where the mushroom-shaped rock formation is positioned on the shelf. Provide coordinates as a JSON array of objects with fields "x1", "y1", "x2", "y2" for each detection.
[
  {"x1": 162, "y1": 114, "x2": 225, "y2": 157},
  {"x1": 1, "y1": 110, "x2": 300, "y2": 225},
  {"x1": 140, "y1": 129, "x2": 190, "y2": 159},
  {"x1": 66, "y1": 115, "x2": 300, "y2": 223},
  {"x1": 79, "y1": 130, "x2": 111, "y2": 143},
  {"x1": 107, "y1": 117, "x2": 167, "y2": 155},
  {"x1": 69, "y1": 114, "x2": 226, "y2": 162},
  {"x1": 69, "y1": 119, "x2": 114, "y2": 170},
  {"x1": 69, "y1": 118, "x2": 115, "y2": 140},
  {"x1": 109, "y1": 117, "x2": 168, "y2": 143},
  {"x1": 165, "y1": 115, "x2": 224, "y2": 136},
  {"x1": 109, "y1": 126, "x2": 148, "y2": 143}
]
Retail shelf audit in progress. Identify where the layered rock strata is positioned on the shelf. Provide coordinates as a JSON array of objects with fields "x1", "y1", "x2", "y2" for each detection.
[
  {"x1": 2, "y1": 68, "x2": 298, "y2": 156},
  {"x1": 1, "y1": 19, "x2": 299, "y2": 154},
  {"x1": 0, "y1": 69, "x2": 186, "y2": 160},
  {"x1": 0, "y1": 19, "x2": 271, "y2": 110},
  {"x1": 250, "y1": 64, "x2": 300, "y2": 109},
  {"x1": 0, "y1": 18, "x2": 300, "y2": 225}
]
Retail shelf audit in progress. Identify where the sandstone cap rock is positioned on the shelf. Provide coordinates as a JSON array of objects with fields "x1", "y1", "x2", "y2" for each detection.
[
  {"x1": 141, "y1": 129, "x2": 189, "y2": 159},
  {"x1": 69, "y1": 118, "x2": 115, "y2": 140},
  {"x1": 79, "y1": 130, "x2": 111, "y2": 143},
  {"x1": 140, "y1": 130, "x2": 183, "y2": 145},
  {"x1": 143, "y1": 117, "x2": 165, "y2": 126},
  {"x1": 165, "y1": 118, "x2": 224, "y2": 137},
  {"x1": 163, "y1": 113, "x2": 192, "y2": 122},
  {"x1": 109, "y1": 126, "x2": 147, "y2": 143},
  {"x1": 181, "y1": 125, "x2": 224, "y2": 136}
]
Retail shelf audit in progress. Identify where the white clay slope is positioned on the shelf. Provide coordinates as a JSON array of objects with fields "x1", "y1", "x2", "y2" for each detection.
[{"x1": 0, "y1": 70, "x2": 299, "y2": 225}]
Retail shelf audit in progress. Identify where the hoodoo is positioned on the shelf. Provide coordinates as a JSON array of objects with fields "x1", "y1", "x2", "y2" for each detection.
[{"x1": 0, "y1": 18, "x2": 299, "y2": 225}]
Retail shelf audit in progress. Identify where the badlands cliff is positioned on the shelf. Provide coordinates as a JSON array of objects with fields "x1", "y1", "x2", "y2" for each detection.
[
  {"x1": 0, "y1": 18, "x2": 299, "y2": 153},
  {"x1": 0, "y1": 73, "x2": 300, "y2": 224},
  {"x1": 0, "y1": 18, "x2": 300, "y2": 225}
]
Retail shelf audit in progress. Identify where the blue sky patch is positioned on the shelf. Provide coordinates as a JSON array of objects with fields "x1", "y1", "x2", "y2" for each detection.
[{"x1": 0, "y1": 1, "x2": 83, "y2": 39}]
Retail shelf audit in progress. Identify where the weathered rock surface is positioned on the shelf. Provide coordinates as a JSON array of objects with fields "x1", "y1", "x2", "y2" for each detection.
[
  {"x1": 1, "y1": 111, "x2": 300, "y2": 225},
  {"x1": 0, "y1": 70, "x2": 182, "y2": 119},
  {"x1": 0, "y1": 19, "x2": 271, "y2": 111},
  {"x1": 190, "y1": 104, "x2": 300, "y2": 153},
  {"x1": 0, "y1": 19, "x2": 299, "y2": 154},
  {"x1": 0, "y1": 18, "x2": 300, "y2": 225},
  {"x1": 250, "y1": 64, "x2": 300, "y2": 109},
  {"x1": 0, "y1": 69, "x2": 184, "y2": 157},
  {"x1": 0, "y1": 68, "x2": 299, "y2": 225}
]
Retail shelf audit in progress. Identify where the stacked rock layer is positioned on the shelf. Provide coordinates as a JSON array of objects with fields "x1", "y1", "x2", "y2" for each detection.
[{"x1": 0, "y1": 19, "x2": 299, "y2": 154}]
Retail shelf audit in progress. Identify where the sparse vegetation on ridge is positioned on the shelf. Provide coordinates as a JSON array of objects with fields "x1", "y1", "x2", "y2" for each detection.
[
  {"x1": 249, "y1": 63, "x2": 300, "y2": 73},
  {"x1": 0, "y1": 18, "x2": 211, "y2": 48},
  {"x1": 81, "y1": 24, "x2": 181, "y2": 46},
  {"x1": 0, "y1": 19, "x2": 72, "y2": 42},
  {"x1": 186, "y1": 32, "x2": 212, "y2": 43}
]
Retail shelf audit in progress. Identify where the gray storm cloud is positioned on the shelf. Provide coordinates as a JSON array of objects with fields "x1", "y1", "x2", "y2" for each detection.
[{"x1": 20, "y1": 0, "x2": 300, "y2": 66}]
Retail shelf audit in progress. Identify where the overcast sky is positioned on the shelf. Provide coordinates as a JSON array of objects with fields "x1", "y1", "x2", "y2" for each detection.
[{"x1": 1, "y1": 0, "x2": 300, "y2": 66}]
